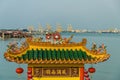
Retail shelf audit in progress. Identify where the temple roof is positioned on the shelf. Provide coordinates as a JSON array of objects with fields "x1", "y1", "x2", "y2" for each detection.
[
  {"x1": 4, "y1": 47, "x2": 110, "y2": 64},
  {"x1": 4, "y1": 35, "x2": 110, "y2": 64}
]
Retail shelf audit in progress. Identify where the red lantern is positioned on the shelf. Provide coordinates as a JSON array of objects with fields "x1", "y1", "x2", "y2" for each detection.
[
  {"x1": 84, "y1": 74, "x2": 89, "y2": 77},
  {"x1": 84, "y1": 70, "x2": 88, "y2": 74},
  {"x1": 28, "y1": 74, "x2": 32, "y2": 78},
  {"x1": 85, "y1": 77, "x2": 90, "y2": 80},
  {"x1": 16, "y1": 67, "x2": 24, "y2": 74},
  {"x1": 27, "y1": 70, "x2": 32, "y2": 74},
  {"x1": 88, "y1": 67, "x2": 96, "y2": 73}
]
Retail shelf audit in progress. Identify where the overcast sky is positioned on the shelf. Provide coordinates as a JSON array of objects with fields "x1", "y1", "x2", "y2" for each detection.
[{"x1": 0, "y1": 0, "x2": 120, "y2": 30}]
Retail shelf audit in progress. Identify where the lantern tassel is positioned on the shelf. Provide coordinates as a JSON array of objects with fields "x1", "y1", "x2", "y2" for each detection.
[
  {"x1": 18, "y1": 74, "x2": 21, "y2": 80},
  {"x1": 89, "y1": 73, "x2": 93, "y2": 80}
]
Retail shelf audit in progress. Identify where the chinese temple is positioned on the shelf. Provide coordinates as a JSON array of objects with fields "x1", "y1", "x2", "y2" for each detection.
[{"x1": 4, "y1": 31, "x2": 110, "y2": 80}]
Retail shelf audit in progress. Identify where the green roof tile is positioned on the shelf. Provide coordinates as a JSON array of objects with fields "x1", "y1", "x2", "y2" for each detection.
[
  {"x1": 56, "y1": 49, "x2": 60, "y2": 60},
  {"x1": 47, "y1": 49, "x2": 51, "y2": 60},
  {"x1": 61, "y1": 49, "x2": 65, "y2": 60},
  {"x1": 69, "y1": 49, "x2": 74, "y2": 60},
  {"x1": 77, "y1": 50, "x2": 82, "y2": 60},
  {"x1": 65, "y1": 49, "x2": 69, "y2": 60},
  {"x1": 17, "y1": 49, "x2": 95, "y2": 61}
]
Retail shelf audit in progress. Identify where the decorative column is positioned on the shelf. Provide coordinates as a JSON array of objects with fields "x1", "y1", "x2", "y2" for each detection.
[
  {"x1": 27, "y1": 67, "x2": 32, "y2": 80},
  {"x1": 80, "y1": 67, "x2": 84, "y2": 80}
]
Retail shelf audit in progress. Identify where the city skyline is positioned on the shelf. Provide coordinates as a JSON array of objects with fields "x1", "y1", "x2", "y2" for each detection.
[{"x1": 0, "y1": 0, "x2": 120, "y2": 30}]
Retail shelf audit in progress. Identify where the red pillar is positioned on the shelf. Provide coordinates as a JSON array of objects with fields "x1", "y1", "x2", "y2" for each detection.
[{"x1": 80, "y1": 67, "x2": 84, "y2": 80}]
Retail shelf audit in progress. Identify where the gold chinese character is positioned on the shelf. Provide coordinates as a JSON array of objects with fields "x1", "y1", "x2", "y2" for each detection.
[
  {"x1": 56, "y1": 70, "x2": 61, "y2": 75},
  {"x1": 45, "y1": 69, "x2": 51, "y2": 74},
  {"x1": 73, "y1": 68, "x2": 77, "y2": 74},
  {"x1": 51, "y1": 69, "x2": 56, "y2": 75},
  {"x1": 34, "y1": 68, "x2": 40, "y2": 77},
  {"x1": 62, "y1": 69, "x2": 66, "y2": 75}
]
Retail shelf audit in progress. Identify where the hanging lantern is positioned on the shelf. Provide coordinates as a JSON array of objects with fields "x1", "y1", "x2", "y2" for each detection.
[
  {"x1": 16, "y1": 67, "x2": 24, "y2": 74},
  {"x1": 88, "y1": 67, "x2": 96, "y2": 73},
  {"x1": 85, "y1": 77, "x2": 90, "y2": 80},
  {"x1": 27, "y1": 70, "x2": 32, "y2": 74},
  {"x1": 84, "y1": 70, "x2": 88, "y2": 74},
  {"x1": 28, "y1": 74, "x2": 32, "y2": 78},
  {"x1": 84, "y1": 74, "x2": 89, "y2": 77}
]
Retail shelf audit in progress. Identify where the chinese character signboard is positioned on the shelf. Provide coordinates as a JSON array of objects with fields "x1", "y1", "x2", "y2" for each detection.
[{"x1": 34, "y1": 67, "x2": 79, "y2": 77}]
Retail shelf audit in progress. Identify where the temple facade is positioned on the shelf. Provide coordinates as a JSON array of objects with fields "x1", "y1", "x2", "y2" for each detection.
[{"x1": 4, "y1": 32, "x2": 110, "y2": 80}]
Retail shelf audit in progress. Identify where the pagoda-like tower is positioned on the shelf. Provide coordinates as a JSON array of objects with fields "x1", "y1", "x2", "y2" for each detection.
[{"x1": 4, "y1": 33, "x2": 110, "y2": 80}]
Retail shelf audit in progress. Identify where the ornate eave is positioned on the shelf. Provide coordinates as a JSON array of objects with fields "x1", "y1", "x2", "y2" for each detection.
[{"x1": 4, "y1": 38, "x2": 110, "y2": 64}]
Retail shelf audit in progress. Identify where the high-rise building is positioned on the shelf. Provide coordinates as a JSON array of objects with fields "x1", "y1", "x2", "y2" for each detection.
[
  {"x1": 56, "y1": 24, "x2": 62, "y2": 32},
  {"x1": 67, "y1": 24, "x2": 73, "y2": 32}
]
